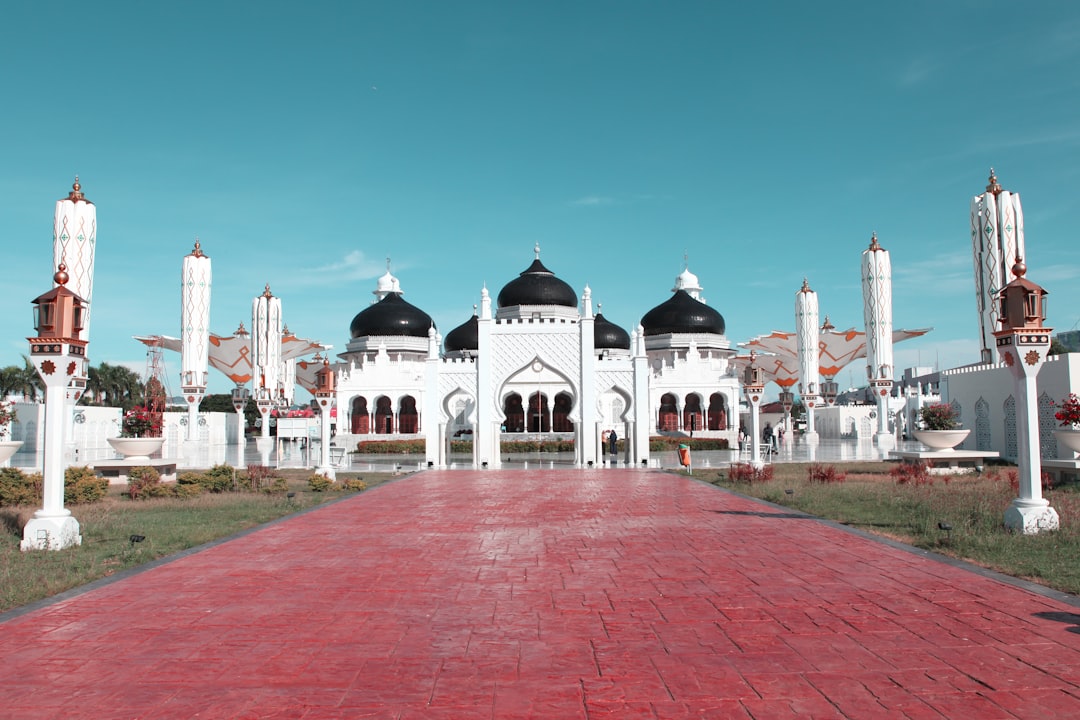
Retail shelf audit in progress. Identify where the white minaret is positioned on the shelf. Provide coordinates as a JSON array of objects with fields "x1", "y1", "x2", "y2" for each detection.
[
  {"x1": 252, "y1": 285, "x2": 283, "y2": 439},
  {"x1": 861, "y1": 232, "x2": 894, "y2": 444},
  {"x1": 795, "y1": 278, "x2": 820, "y2": 440},
  {"x1": 971, "y1": 168, "x2": 1025, "y2": 363},
  {"x1": 53, "y1": 177, "x2": 97, "y2": 342},
  {"x1": 180, "y1": 239, "x2": 212, "y2": 441}
]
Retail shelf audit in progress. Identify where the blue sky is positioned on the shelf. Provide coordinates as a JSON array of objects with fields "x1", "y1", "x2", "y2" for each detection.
[{"x1": 2, "y1": 1, "x2": 1079, "y2": 397}]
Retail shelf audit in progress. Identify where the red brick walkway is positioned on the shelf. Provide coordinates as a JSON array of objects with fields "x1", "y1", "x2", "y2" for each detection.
[{"x1": 3, "y1": 469, "x2": 1080, "y2": 719}]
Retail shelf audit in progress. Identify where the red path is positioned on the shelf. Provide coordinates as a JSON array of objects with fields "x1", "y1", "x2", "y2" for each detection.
[{"x1": 3, "y1": 469, "x2": 1080, "y2": 719}]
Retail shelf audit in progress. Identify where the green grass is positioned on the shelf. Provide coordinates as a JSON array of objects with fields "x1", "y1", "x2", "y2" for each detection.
[
  {"x1": 704, "y1": 462, "x2": 1080, "y2": 596},
  {"x1": 0, "y1": 471, "x2": 398, "y2": 614}
]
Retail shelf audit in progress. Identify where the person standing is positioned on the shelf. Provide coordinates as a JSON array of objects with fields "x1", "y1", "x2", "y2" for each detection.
[{"x1": 608, "y1": 429, "x2": 618, "y2": 461}]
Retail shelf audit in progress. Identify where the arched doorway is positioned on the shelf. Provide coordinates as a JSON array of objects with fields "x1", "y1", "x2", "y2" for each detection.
[
  {"x1": 528, "y1": 392, "x2": 550, "y2": 432},
  {"x1": 683, "y1": 394, "x2": 703, "y2": 434},
  {"x1": 708, "y1": 393, "x2": 728, "y2": 431},
  {"x1": 374, "y1": 396, "x2": 394, "y2": 434},
  {"x1": 503, "y1": 393, "x2": 525, "y2": 433},
  {"x1": 658, "y1": 393, "x2": 678, "y2": 431},
  {"x1": 351, "y1": 396, "x2": 369, "y2": 434},
  {"x1": 399, "y1": 395, "x2": 418, "y2": 434},
  {"x1": 552, "y1": 392, "x2": 574, "y2": 432}
]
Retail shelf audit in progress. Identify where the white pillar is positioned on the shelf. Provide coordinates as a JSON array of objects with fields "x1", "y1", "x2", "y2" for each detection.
[
  {"x1": 861, "y1": 233, "x2": 895, "y2": 446},
  {"x1": 795, "y1": 279, "x2": 820, "y2": 441}
]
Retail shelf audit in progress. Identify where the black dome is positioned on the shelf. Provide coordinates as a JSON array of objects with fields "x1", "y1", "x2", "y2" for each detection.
[
  {"x1": 349, "y1": 293, "x2": 434, "y2": 339},
  {"x1": 497, "y1": 258, "x2": 577, "y2": 308},
  {"x1": 640, "y1": 290, "x2": 725, "y2": 336},
  {"x1": 594, "y1": 313, "x2": 630, "y2": 350},
  {"x1": 444, "y1": 314, "x2": 478, "y2": 352}
]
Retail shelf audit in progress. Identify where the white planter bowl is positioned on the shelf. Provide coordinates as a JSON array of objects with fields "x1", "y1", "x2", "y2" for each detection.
[
  {"x1": 912, "y1": 429, "x2": 970, "y2": 451},
  {"x1": 107, "y1": 437, "x2": 165, "y2": 462},
  {"x1": 0, "y1": 440, "x2": 23, "y2": 464},
  {"x1": 1054, "y1": 429, "x2": 1080, "y2": 455}
]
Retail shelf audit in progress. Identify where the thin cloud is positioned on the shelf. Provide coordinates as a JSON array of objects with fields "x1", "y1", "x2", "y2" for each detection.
[
  {"x1": 288, "y1": 250, "x2": 393, "y2": 286},
  {"x1": 568, "y1": 195, "x2": 616, "y2": 207},
  {"x1": 898, "y1": 55, "x2": 938, "y2": 87}
]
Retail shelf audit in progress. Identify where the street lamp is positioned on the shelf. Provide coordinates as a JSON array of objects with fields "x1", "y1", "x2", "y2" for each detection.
[{"x1": 743, "y1": 352, "x2": 766, "y2": 468}]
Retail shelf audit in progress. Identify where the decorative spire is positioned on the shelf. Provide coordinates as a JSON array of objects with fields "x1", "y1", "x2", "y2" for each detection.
[
  {"x1": 800, "y1": 277, "x2": 812, "y2": 293},
  {"x1": 986, "y1": 168, "x2": 1003, "y2": 196},
  {"x1": 868, "y1": 232, "x2": 881, "y2": 251},
  {"x1": 63, "y1": 176, "x2": 89, "y2": 203},
  {"x1": 534, "y1": 242, "x2": 541, "y2": 259},
  {"x1": 262, "y1": 284, "x2": 273, "y2": 299},
  {"x1": 54, "y1": 263, "x2": 69, "y2": 286},
  {"x1": 282, "y1": 324, "x2": 292, "y2": 336},
  {"x1": 597, "y1": 302, "x2": 603, "y2": 314},
  {"x1": 1012, "y1": 253, "x2": 1027, "y2": 278},
  {"x1": 235, "y1": 321, "x2": 249, "y2": 336},
  {"x1": 683, "y1": 250, "x2": 689, "y2": 271},
  {"x1": 190, "y1": 237, "x2": 205, "y2": 258},
  {"x1": 472, "y1": 303, "x2": 478, "y2": 317},
  {"x1": 821, "y1": 315, "x2": 835, "y2": 331}
]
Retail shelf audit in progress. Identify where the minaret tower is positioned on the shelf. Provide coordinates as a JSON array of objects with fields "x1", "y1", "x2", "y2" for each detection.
[
  {"x1": 861, "y1": 232, "x2": 895, "y2": 444},
  {"x1": 795, "y1": 278, "x2": 820, "y2": 440},
  {"x1": 252, "y1": 284, "x2": 283, "y2": 439},
  {"x1": 971, "y1": 168, "x2": 1025, "y2": 363},
  {"x1": 180, "y1": 239, "x2": 212, "y2": 442},
  {"x1": 53, "y1": 177, "x2": 97, "y2": 342}
]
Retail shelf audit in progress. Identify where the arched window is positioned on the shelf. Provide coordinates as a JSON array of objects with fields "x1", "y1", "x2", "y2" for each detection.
[
  {"x1": 503, "y1": 393, "x2": 525, "y2": 433},
  {"x1": 374, "y1": 396, "x2": 394, "y2": 434},
  {"x1": 552, "y1": 392, "x2": 574, "y2": 432},
  {"x1": 708, "y1": 393, "x2": 728, "y2": 431},
  {"x1": 658, "y1": 393, "x2": 679, "y2": 432},
  {"x1": 351, "y1": 396, "x2": 369, "y2": 435},
  {"x1": 399, "y1": 395, "x2": 418, "y2": 434},
  {"x1": 683, "y1": 394, "x2": 703, "y2": 433}
]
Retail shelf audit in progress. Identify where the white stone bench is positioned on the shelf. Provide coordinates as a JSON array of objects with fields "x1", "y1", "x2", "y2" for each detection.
[{"x1": 890, "y1": 450, "x2": 999, "y2": 474}]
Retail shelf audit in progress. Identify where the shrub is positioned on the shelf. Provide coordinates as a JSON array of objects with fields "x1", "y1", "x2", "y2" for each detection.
[
  {"x1": 807, "y1": 464, "x2": 846, "y2": 484},
  {"x1": 499, "y1": 439, "x2": 576, "y2": 453},
  {"x1": 265, "y1": 477, "x2": 289, "y2": 495},
  {"x1": 127, "y1": 466, "x2": 162, "y2": 500},
  {"x1": 340, "y1": 477, "x2": 367, "y2": 492},
  {"x1": 307, "y1": 473, "x2": 333, "y2": 492},
  {"x1": 203, "y1": 464, "x2": 237, "y2": 493},
  {"x1": 64, "y1": 466, "x2": 109, "y2": 504},
  {"x1": 920, "y1": 404, "x2": 959, "y2": 430},
  {"x1": 243, "y1": 464, "x2": 276, "y2": 492},
  {"x1": 727, "y1": 463, "x2": 773, "y2": 484},
  {"x1": 356, "y1": 440, "x2": 425, "y2": 454},
  {"x1": 0, "y1": 467, "x2": 38, "y2": 507},
  {"x1": 890, "y1": 461, "x2": 931, "y2": 486},
  {"x1": 649, "y1": 437, "x2": 730, "y2": 451}
]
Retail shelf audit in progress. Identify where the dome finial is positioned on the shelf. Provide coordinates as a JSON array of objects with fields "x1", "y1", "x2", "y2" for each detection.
[
  {"x1": 263, "y1": 283, "x2": 273, "y2": 298},
  {"x1": 65, "y1": 175, "x2": 87, "y2": 202},
  {"x1": 235, "y1": 321, "x2": 249, "y2": 336},
  {"x1": 386, "y1": 256, "x2": 391, "y2": 272},
  {"x1": 821, "y1": 315, "x2": 835, "y2": 331},
  {"x1": 534, "y1": 242, "x2": 541, "y2": 260},
  {"x1": 597, "y1": 302, "x2": 603, "y2": 314},
  {"x1": 683, "y1": 250, "x2": 689, "y2": 271},
  {"x1": 986, "y1": 168, "x2": 1002, "y2": 196},
  {"x1": 1012, "y1": 253, "x2": 1027, "y2": 278},
  {"x1": 191, "y1": 236, "x2": 205, "y2": 257},
  {"x1": 800, "y1": 277, "x2": 812, "y2": 293},
  {"x1": 868, "y1": 232, "x2": 880, "y2": 250},
  {"x1": 54, "y1": 263, "x2": 70, "y2": 286}
]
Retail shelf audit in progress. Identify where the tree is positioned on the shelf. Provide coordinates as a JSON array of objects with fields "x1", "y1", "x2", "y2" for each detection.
[
  {"x1": 1049, "y1": 338, "x2": 1069, "y2": 356},
  {"x1": 80, "y1": 362, "x2": 144, "y2": 411}
]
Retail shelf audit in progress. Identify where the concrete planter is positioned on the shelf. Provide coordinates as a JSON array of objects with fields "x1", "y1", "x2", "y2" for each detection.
[
  {"x1": 0, "y1": 440, "x2": 23, "y2": 465},
  {"x1": 912, "y1": 429, "x2": 970, "y2": 451},
  {"x1": 107, "y1": 437, "x2": 165, "y2": 463},
  {"x1": 1054, "y1": 428, "x2": 1080, "y2": 455}
]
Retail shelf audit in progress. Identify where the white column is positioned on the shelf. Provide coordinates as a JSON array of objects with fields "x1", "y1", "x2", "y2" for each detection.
[
  {"x1": 53, "y1": 179, "x2": 97, "y2": 341},
  {"x1": 861, "y1": 233, "x2": 895, "y2": 445},
  {"x1": 795, "y1": 279, "x2": 820, "y2": 440},
  {"x1": 181, "y1": 240, "x2": 212, "y2": 442}
]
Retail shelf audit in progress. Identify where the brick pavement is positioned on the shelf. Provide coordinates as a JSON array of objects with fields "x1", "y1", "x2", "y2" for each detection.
[{"x1": 2, "y1": 469, "x2": 1080, "y2": 719}]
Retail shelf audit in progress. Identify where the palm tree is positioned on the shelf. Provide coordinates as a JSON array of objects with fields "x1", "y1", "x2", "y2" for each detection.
[
  {"x1": 80, "y1": 362, "x2": 145, "y2": 410},
  {"x1": 14, "y1": 357, "x2": 44, "y2": 402}
]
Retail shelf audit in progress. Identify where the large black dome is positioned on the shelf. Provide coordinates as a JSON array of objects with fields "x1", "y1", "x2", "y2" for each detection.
[
  {"x1": 594, "y1": 313, "x2": 630, "y2": 350},
  {"x1": 497, "y1": 258, "x2": 577, "y2": 308},
  {"x1": 444, "y1": 314, "x2": 478, "y2": 352},
  {"x1": 349, "y1": 293, "x2": 434, "y2": 339},
  {"x1": 640, "y1": 290, "x2": 725, "y2": 336}
]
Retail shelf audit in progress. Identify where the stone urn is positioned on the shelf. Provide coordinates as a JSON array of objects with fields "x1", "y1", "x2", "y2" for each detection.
[
  {"x1": 0, "y1": 440, "x2": 23, "y2": 465},
  {"x1": 912, "y1": 429, "x2": 970, "y2": 451},
  {"x1": 1054, "y1": 428, "x2": 1080, "y2": 456},
  {"x1": 107, "y1": 437, "x2": 165, "y2": 462}
]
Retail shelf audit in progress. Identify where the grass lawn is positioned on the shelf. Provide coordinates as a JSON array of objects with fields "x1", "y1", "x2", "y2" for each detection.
[
  {"x1": 702, "y1": 461, "x2": 1080, "y2": 597},
  {"x1": 0, "y1": 470, "x2": 401, "y2": 614}
]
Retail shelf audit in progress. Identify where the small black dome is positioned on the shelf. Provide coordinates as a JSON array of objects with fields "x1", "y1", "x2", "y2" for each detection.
[
  {"x1": 640, "y1": 290, "x2": 725, "y2": 336},
  {"x1": 497, "y1": 258, "x2": 577, "y2": 308},
  {"x1": 594, "y1": 313, "x2": 630, "y2": 350},
  {"x1": 349, "y1": 293, "x2": 434, "y2": 339},
  {"x1": 444, "y1": 314, "x2": 478, "y2": 352}
]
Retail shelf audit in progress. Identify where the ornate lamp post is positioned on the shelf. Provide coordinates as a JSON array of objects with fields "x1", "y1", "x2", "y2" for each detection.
[
  {"x1": 993, "y1": 257, "x2": 1058, "y2": 534},
  {"x1": 743, "y1": 352, "x2": 766, "y2": 467},
  {"x1": 314, "y1": 355, "x2": 337, "y2": 480},
  {"x1": 779, "y1": 389, "x2": 794, "y2": 436},
  {"x1": 795, "y1": 279, "x2": 820, "y2": 440},
  {"x1": 180, "y1": 239, "x2": 212, "y2": 442},
  {"x1": 252, "y1": 285, "x2": 282, "y2": 444},
  {"x1": 22, "y1": 266, "x2": 87, "y2": 551}
]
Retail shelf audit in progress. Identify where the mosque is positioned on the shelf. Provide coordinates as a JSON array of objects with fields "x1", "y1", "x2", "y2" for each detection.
[{"x1": 333, "y1": 246, "x2": 739, "y2": 468}]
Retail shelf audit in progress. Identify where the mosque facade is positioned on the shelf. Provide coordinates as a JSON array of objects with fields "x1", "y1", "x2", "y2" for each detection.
[{"x1": 333, "y1": 248, "x2": 739, "y2": 468}]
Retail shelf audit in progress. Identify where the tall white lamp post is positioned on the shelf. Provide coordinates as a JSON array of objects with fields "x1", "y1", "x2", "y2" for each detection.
[
  {"x1": 862, "y1": 232, "x2": 895, "y2": 446},
  {"x1": 743, "y1": 352, "x2": 765, "y2": 468},
  {"x1": 795, "y1": 279, "x2": 820, "y2": 441},
  {"x1": 22, "y1": 266, "x2": 87, "y2": 551},
  {"x1": 314, "y1": 356, "x2": 336, "y2": 480},
  {"x1": 994, "y1": 257, "x2": 1058, "y2": 534}
]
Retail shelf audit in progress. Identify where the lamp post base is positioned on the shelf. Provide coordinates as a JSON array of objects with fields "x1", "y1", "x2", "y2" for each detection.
[
  {"x1": 1004, "y1": 500, "x2": 1059, "y2": 535},
  {"x1": 21, "y1": 514, "x2": 82, "y2": 551},
  {"x1": 874, "y1": 432, "x2": 896, "y2": 449}
]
